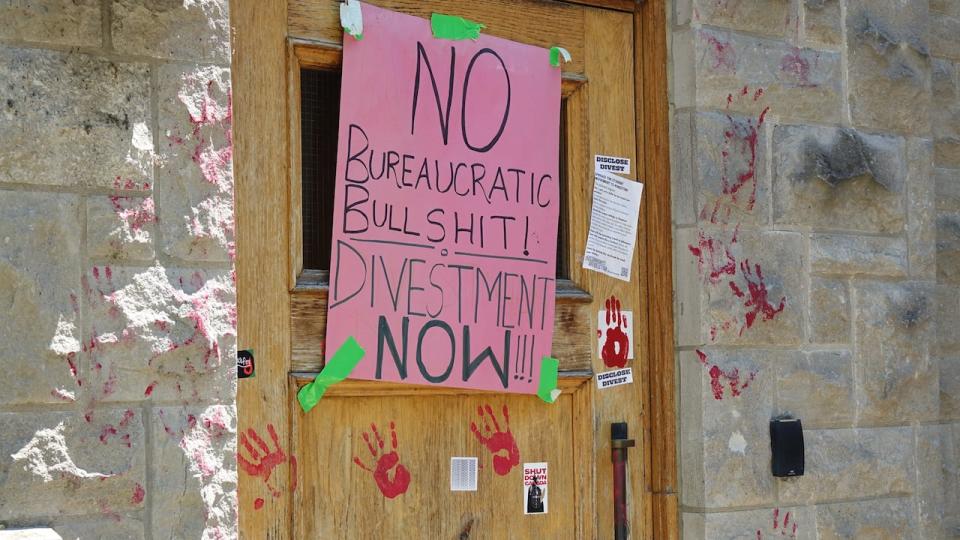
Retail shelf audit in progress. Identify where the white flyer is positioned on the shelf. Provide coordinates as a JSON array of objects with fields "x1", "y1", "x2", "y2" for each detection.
[
  {"x1": 522, "y1": 462, "x2": 548, "y2": 515},
  {"x1": 582, "y1": 170, "x2": 644, "y2": 281}
]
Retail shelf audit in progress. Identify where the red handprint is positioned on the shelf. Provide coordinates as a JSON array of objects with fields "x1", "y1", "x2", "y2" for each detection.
[
  {"x1": 600, "y1": 295, "x2": 630, "y2": 368},
  {"x1": 353, "y1": 422, "x2": 411, "y2": 499},
  {"x1": 237, "y1": 424, "x2": 296, "y2": 499},
  {"x1": 756, "y1": 508, "x2": 798, "y2": 539},
  {"x1": 739, "y1": 260, "x2": 785, "y2": 332},
  {"x1": 470, "y1": 404, "x2": 520, "y2": 476}
]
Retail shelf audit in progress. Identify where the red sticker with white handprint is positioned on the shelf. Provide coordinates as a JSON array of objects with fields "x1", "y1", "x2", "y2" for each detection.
[{"x1": 597, "y1": 295, "x2": 633, "y2": 369}]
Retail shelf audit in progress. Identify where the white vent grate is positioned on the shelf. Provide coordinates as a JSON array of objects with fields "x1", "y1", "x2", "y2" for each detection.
[{"x1": 450, "y1": 457, "x2": 478, "y2": 491}]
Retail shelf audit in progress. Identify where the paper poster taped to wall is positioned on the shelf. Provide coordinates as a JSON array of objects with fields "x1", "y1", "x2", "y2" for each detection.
[
  {"x1": 325, "y1": 3, "x2": 561, "y2": 394},
  {"x1": 594, "y1": 154, "x2": 630, "y2": 175},
  {"x1": 596, "y1": 368, "x2": 633, "y2": 389},
  {"x1": 523, "y1": 462, "x2": 548, "y2": 514},
  {"x1": 582, "y1": 170, "x2": 644, "y2": 281}
]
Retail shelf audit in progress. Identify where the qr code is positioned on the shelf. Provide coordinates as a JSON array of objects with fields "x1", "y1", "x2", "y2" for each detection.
[{"x1": 619, "y1": 267, "x2": 629, "y2": 278}]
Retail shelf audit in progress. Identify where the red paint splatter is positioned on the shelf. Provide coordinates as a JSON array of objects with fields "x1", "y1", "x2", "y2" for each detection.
[
  {"x1": 144, "y1": 381, "x2": 158, "y2": 397},
  {"x1": 780, "y1": 48, "x2": 818, "y2": 88},
  {"x1": 703, "y1": 33, "x2": 736, "y2": 71},
  {"x1": 758, "y1": 508, "x2": 798, "y2": 539},
  {"x1": 695, "y1": 350, "x2": 757, "y2": 400},
  {"x1": 740, "y1": 260, "x2": 786, "y2": 332},
  {"x1": 289, "y1": 455, "x2": 298, "y2": 493},
  {"x1": 353, "y1": 421, "x2": 411, "y2": 499},
  {"x1": 131, "y1": 483, "x2": 145, "y2": 504},
  {"x1": 689, "y1": 231, "x2": 737, "y2": 284},
  {"x1": 600, "y1": 295, "x2": 630, "y2": 368},
  {"x1": 470, "y1": 404, "x2": 520, "y2": 476},
  {"x1": 254, "y1": 498, "x2": 265, "y2": 510},
  {"x1": 108, "y1": 196, "x2": 157, "y2": 231},
  {"x1": 238, "y1": 424, "x2": 291, "y2": 498}
]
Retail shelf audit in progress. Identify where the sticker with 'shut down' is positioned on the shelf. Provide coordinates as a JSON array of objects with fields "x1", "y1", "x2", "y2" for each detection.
[{"x1": 523, "y1": 462, "x2": 548, "y2": 515}]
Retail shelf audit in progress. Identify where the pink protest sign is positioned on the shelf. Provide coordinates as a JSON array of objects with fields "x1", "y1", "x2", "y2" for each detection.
[{"x1": 325, "y1": 3, "x2": 560, "y2": 394}]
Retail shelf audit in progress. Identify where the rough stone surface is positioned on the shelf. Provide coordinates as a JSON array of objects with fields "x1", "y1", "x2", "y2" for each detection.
[
  {"x1": 938, "y1": 212, "x2": 960, "y2": 283},
  {"x1": 810, "y1": 233, "x2": 907, "y2": 276},
  {"x1": 694, "y1": 28, "x2": 843, "y2": 124},
  {"x1": 691, "y1": 0, "x2": 793, "y2": 39},
  {"x1": 772, "y1": 124, "x2": 906, "y2": 233},
  {"x1": 156, "y1": 63, "x2": 234, "y2": 262},
  {"x1": 682, "y1": 506, "x2": 817, "y2": 540},
  {"x1": 0, "y1": 192, "x2": 81, "y2": 405},
  {"x1": 776, "y1": 350, "x2": 854, "y2": 426},
  {"x1": 915, "y1": 424, "x2": 946, "y2": 539},
  {"x1": 680, "y1": 349, "x2": 777, "y2": 508},
  {"x1": 803, "y1": 0, "x2": 842, "y2": 48},
  {"x1": 51, "y1": 517, "x2": 145, "y2": 540},
  {"x1": 815, "y1": 498, "x2": 916, "y2": 539},
  {"x1": 930, "y1": 14, "x2": 960, "y2": 60},
  {"x1": 0, "y1": 410, "x2": 145, "y2": 521},
  {"x1": 808, "y1": 277, "x2": 850, "y2": 344},
  {"x1": 151, "y1": 405, "x2": 237, "y2": 540},
  {"x1": 79, "y1": 265, "x2": 236, "y2": 405},
  {"x1": 846, "y1": 0, "x2": 932, "y2": 134},
  {"x1": 906, "y1": 138, "x2": 936, "y2": 278},
  {"x1": 852, "y1": 281, "x2": 939, "y2": 423},
  {"x1": 87, "y1": 196, "x2": 157, "y2": 262},
  {"x1": 942, "y1": 357, "x2": 960, "y2": 420},
  {"x1": 778, "y1": 427, "x2": 914, "y2": 504},
  {"x1": 0, "y1": 0, "x2": 101, "y2": 47},
  {"x1": 936, "y1": 168, "x2": 960, "y2": 211},
  {"x1": 112, "y1": 0, "x2": 230, "y2": 63},
  {"x1": 0, "y1": 48, "x2": 153, "y2": 189}
]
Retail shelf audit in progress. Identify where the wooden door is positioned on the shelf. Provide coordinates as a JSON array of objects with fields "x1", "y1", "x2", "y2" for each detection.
[{"x1": 233, "y1": 1, "x2": 676, "y2": 538}]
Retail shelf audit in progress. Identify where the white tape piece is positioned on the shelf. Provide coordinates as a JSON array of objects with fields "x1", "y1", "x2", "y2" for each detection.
[
  {"x1": 555, "y1": 47, "x2": 571, "y2": 63},
  {"x1": 340, "y1": 0, "x2": 363, "y2": 39}
]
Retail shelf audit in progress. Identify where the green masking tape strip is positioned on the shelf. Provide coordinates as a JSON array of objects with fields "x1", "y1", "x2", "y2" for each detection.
[
  {"x1": 536, "y1": 357, "x2": 561, "y2": 404},
  {"x1": 549, "y1": 46, "x2": 571, "y2": 67},
  {"x1": 431, "y1": 13, "x2": 485, "y2": 41},
  {"x1": 297, "y1": 337, "x2": 365, "y2": 413}
]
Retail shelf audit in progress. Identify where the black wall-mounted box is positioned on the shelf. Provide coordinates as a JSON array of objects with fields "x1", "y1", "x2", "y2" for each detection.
[{"x1": 770, "y1": 417, "x2": 804, "y2": 477}]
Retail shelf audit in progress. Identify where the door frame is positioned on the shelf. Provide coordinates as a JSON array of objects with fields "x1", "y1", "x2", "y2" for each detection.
[{"x1": 231, "y1": 0, "x2": 675, "y2": 537}]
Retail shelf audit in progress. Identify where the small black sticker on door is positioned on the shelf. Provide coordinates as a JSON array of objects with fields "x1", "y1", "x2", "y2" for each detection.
[{"x1": 238, "y1": 350, "x2": 255, "y2": 379}]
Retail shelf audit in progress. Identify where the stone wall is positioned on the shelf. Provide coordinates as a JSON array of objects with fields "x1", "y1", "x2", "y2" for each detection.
[
  {"x1": 0, "y1": 1, "x2": 236, "y2": 538},
  {"x1": 670, "y1": 0, "x2": 959, "y2": 538}
]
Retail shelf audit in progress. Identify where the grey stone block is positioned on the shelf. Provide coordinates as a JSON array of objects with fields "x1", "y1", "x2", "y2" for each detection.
[
  {"x1": 809, "y1": 277, "x2": 850, "y2": 344},
  {"x1": 916, "y1": 424, "x2": 947, "y2": 539},
  {"x1": 935, "y1": 168, "x2": 960, "y2": 212},
  {"x1": 0, "y1": 48, "x2": 152, "y2": 189},
  {"x1": 852, "y1": 281, "x2": 939, "y2": 423},
  {"x1": 694, "y1": 28, "x2": 843, "y2": 124},
  {"x1": 804, "y1": 0, "x2": 842, "y2": 48},
  {"x1": 938, "y1": 212, "x2": 960, "y2": 283},
  {"x1": 942, "y1": 357, "x2": 960, "y2": 420},
  {"x1": 0, "y1": 409, "x2": 145, "y2": 521},
  {"x1": 810, "y1": 234, "x2": 907, "y2": 276},
  {"x1": 111, "y1": 0, "x2": 230, "y2": 63},
  {"x1": 150, "y1": 405, "x2": 237, "y2": 540},
  {"x1": 691, "y1": 0, "x2": 794, "y2": 39},
  {"x1": 87, "y1": 196, "x2": 156, "y2": 262},
  {"x1": 683, "y1": 506, "x2": 816, "y2": 540},
  {"x1": 846, "y1": 0, "x2": 932, "y2": 134},
  {"x1": 680, "y1": 349, "x2": 777, "y2": 508},
  {"x1": 779, "y1": 427, "x2": 914, "y2": 504},
  {"x1": 691, "y1": 111, "x2": 770, "y2": 228},
  {"x1": 0, "y1": 192, "x2": 82, "y2": 405},
  {"x1": 0, "y1": 0, "x2": 100, "y2": 47},
  {"x1": 156, "y1": 63, "x2": 234, "y2": 262},
  {"x1": 776, "y1": 350, "x2": 854, "y2": 426},
  {"x1": 931, "y1": 14, "x2": 960, "y2": 60},
  {"x1": 906, "y1": 138, "x2": 936, "y2": 279},
  {"x1": 932, "y1": 59, "x2": 957, "y2": 105},
  {"x1": 772, "y1": 124, "x2": 906, "y2": 234},
  {"x1": 78, "y1": 265, "x2": 236, "y2": 405},
  {"x1": 51, "y1": 516, "x2": 145, "y2": 540},
  {"x1": 815, "y1": 497, "x2": 916, "y2": 539}
]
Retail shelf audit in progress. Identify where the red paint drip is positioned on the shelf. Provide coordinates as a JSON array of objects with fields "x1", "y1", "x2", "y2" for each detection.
[
  {"x1": 144, "y1": 381, "x2": 158, "y2": 397},
  {"x1": 254, "y1": 498, "x2": 265, "y2": 510},
  {"x1": 739, "y1": 260, "x2": 786, "y2": 332},
  {"x1": 131, "y1": 483, "x2": 145, "y2": 504}
]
